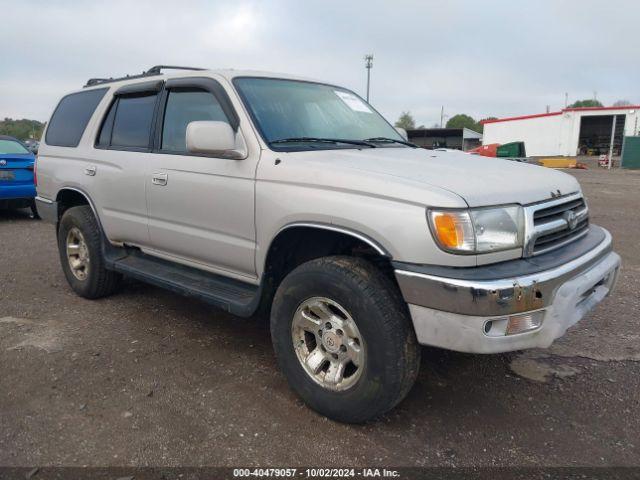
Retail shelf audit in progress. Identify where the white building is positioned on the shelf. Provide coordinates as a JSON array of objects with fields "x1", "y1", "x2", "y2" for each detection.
[{"x1": 482, "y1": 106, "x2": 640, "y2": 157}]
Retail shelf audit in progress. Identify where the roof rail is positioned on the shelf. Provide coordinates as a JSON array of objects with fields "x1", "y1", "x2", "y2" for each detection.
[
  {"x1": 84, "y1": 65, "x2": 205, "y2": 88},
  {"x1": 145, "y1": 65, "x2": 205, "y2": 75}
]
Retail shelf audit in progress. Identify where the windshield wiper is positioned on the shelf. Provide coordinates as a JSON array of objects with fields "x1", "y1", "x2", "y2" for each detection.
[
  {"x1": 270, "y1": 137, "x2": 377, "y2": 148},
  {"x1": 364, "y1": 137, "x2": 417, "y2": 147}
]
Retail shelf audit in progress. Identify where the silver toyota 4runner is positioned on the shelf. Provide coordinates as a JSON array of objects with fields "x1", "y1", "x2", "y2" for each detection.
[{"x1": 36, "y1": 65, "x2": 621, "y2": 423}]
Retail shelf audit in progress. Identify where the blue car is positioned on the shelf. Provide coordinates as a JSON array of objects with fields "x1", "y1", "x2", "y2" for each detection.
[{"x1": 0, "y1": 135, "x2": 37, "y2": 216}]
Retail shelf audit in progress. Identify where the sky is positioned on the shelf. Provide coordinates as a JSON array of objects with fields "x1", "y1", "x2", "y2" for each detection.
[{"x1": 1, "y1": 0, "x2": 638, "y2": 126}]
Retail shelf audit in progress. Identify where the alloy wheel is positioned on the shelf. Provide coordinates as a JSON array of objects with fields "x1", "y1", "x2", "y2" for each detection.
[{"x1": 291, "y1": 296, "x2": 365, "y2": 391}]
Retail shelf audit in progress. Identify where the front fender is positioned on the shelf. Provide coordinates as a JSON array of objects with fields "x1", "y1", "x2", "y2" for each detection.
[{"x1": 254, "y1": 180, "x2": 479, "y2": 278}]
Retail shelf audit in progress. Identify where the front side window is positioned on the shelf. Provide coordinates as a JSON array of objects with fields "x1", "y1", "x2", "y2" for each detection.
[
  {"x1": 233, "y1": 77, "x2": 403, "y2": 150},
  {"x1": 161, "y1": 89, "x2": 228, "y2": 152},
  {"x1": 0, "y1": 139, "x2": 30, "y2": 155},
  {"x1": 46, "y1": 88, "x2": 107, "y2": 147}
]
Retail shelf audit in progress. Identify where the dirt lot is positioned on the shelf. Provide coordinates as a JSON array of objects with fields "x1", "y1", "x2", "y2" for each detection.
[{"x1": 1, "y1": 167, "x2": 639, "y2": 468}]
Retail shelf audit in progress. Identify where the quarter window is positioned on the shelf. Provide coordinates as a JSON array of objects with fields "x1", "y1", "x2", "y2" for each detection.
[
  {"x1": 46, "y1": 88, "x2": 108, "y2": 147},
  {"x1": 161, "y1": 89, "x2": 228, "y2": 152}
]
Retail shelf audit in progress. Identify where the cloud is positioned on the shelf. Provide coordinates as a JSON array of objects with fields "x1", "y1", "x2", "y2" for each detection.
[{"x1": 1, "y1": 0, "x2": 637, "y2": 125}]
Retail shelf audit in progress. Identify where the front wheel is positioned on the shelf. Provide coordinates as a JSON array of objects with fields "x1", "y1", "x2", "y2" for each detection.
[{"x1": 270, "y1": 256, "x2": 420, "y2": 423}]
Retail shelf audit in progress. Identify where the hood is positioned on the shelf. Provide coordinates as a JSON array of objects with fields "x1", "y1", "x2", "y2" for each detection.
[{"x1": 277, "y1": 147, "x2": 580, "y2": 207}]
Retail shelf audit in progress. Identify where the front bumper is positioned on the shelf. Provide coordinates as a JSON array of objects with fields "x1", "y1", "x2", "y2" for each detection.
[{"x1": 394, "y1": 226, "x2": 621, "y2": 353}]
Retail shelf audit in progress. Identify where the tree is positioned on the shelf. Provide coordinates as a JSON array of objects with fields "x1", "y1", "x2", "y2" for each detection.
[
  {"x1": 446, "y1": 114, "x2": 481, "y2": 133},
  {"x1": 477, "y1": 117, "x2": 498, "y2": 133},
  {"x1": 613, "y1": 100, "x2": 632, "y2": 107},
  {"x1": 395, "y1": 111, "x2": 416, "y2": 130},
  {"x1": 568, "y1": 99, "x2": 603, "y2": 108},
  {"x1": 0, "y1": 118, "x2": 45, "y2": 141}
]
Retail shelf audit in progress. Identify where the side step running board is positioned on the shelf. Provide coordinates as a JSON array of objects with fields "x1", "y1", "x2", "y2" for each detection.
[{"x1": 104, "y1": 245, "x2": 261, "y2": 317}]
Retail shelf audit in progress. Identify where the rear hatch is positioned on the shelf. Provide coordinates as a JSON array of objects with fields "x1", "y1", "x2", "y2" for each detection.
[{"x1": 0, "y1": 154, "x2": 35, "y2": 186}]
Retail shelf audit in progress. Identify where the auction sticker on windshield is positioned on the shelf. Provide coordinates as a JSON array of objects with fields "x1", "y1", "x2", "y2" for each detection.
[{"x1": 334, "y1": 90, "x2": 372, "y2": 113}]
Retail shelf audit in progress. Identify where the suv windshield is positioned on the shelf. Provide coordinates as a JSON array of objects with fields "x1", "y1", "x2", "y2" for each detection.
[
  {"x1": 0, "y1": 139, "x2": 29, "y2": 155},
  {"x1": 234, "y1": 77, "x2": 404, "y2": 150}
]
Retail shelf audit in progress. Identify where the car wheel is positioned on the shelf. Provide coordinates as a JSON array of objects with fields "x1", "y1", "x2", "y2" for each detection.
[
  {"x1": 30, "y1": 200, "x2": 40, "y2": 219},
  {"x1": 57, "y1": 205, "x2": 121, "y2": 299},
  {"x1": 270, "y1": 255, "x2": 420, "y2": 423}
]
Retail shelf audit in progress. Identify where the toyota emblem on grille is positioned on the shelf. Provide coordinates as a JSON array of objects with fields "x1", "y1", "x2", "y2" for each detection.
[
  {"x1": 0, "y1": 160, "x2": 6, "y2": 166},
  {"x1": 564, "y1": 210, "x2": 578, "y2": 230}
]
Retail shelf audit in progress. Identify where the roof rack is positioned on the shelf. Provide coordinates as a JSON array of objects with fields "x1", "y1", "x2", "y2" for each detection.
[{"x1": 84, "y1": 65, "x2": 205, "y2": 88}]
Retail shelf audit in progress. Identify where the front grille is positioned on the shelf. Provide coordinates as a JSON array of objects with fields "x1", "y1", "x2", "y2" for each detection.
[{"x1": 526, "y1": 194, "x2": 589, "y2": 256}]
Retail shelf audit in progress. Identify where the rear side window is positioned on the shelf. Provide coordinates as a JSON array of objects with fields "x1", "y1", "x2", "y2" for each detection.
[
  {"x1": 46, "y1": 88, "x2": 108, "y2": 147},
  {"x1": 161, "y1": 89, "x2": 228, "y2": 152},
  {"x1": 97, "y1": 93, "x2": 158, "y2": 149},
  {"x1": 112, "y1": 94, "x2": 157, "y2": 149},
  {"x1": 96, "y1": 99, "x2": 117, "y2": 147}
]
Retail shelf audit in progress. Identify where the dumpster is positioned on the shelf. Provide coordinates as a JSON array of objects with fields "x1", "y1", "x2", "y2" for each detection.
[
  {"x1": 469, "y1": 143, "x2": 499, "y2": 157},
  {"x1": 497, "y1": 142, "x2": 526, "y2": 158},
  {"x1": 621, "y1": 137, "x2": 640, "y2": 169}
]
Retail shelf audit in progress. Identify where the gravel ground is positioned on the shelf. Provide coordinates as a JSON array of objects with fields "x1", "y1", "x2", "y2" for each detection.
[{"x1": 1, "y1": 167, "x2": 639, "y2": 468}]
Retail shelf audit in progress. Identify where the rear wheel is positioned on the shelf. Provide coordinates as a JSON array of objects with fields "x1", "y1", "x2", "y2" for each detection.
[
  {"x1": 57, "y1": 206, "x2": 121, "y2": 299},
  {"x1": 270, "y1": 256, "x2": 420, "y2": 423}
]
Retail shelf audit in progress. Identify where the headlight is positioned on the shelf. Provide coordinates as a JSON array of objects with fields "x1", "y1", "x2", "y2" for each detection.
[{"x1": 428, "y1": 205, "x2": 524, "y2": 254}]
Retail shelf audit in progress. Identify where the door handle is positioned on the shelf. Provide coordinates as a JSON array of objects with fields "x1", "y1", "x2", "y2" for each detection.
[
  {"x1": 152, "y1": 172, "x2": 168, "y2": 186},
  {"x1": 84, "y1": 165, "x2": 97, "y2": 176}
]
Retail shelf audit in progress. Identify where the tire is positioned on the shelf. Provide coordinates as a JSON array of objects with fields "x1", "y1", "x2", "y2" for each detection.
[
  {"x1": 30, "y1": 200, "x2": 40, "y2": 219},
  {"x1": 270, "y1": 256, "x2": 420, "y2": 423},
  {"x1": 57, "y1": 205, "x2": 121, "y2": 299}
]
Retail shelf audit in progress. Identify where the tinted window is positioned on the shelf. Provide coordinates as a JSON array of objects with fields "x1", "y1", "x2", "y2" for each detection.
[
  {"x1": 111, "y1": 93, "x2": 157, "y2": 149},
  {"x1": 46, "y1": 88, "x2": 108, "y2": 147},
  {"x1": 0, "y1": 139, "x2": 29, "y2": 154},
  {"x1": 96, "y1": 100, "x2": 117, "y2": 147},
  {"x1": 161, "y1": 89, "x2": 228, "y2": 152}
]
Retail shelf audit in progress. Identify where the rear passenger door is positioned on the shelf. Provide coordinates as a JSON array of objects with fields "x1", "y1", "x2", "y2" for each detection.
[
  {"x1": 144, "y1": 77, "x2": 257, "y2": 280},
  {"x1": 92, "y1": 81, "x2": 162, "y2": 246}
]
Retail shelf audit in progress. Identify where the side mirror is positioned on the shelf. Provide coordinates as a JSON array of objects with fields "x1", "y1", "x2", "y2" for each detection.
[
  {"x1": 395, "y1": 127, "x2": 408, "y2": 141},
  {"x1": 186, "y1": 121, "x2": 246, "y2": 159}
]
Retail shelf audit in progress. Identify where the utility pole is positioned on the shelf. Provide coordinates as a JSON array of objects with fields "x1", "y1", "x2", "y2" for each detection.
[
  {"x1": 607, "y1": 115, "x2": 617, "y2": 170},
  {"x1": 364, "y1": 54, "x2": 373, "y2": 102},
  {"x1": 440, "y1": 106, "x2": 444, "y2": 128},
  {"x1": 565, "y1": 92, "x2": 568, "y2": 108}
]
